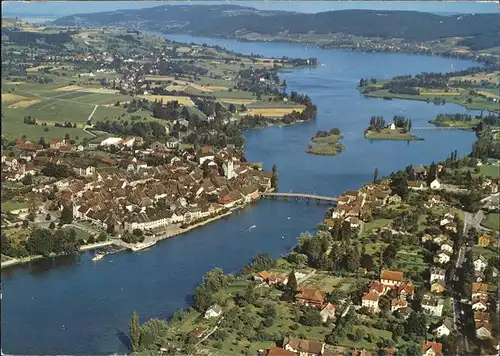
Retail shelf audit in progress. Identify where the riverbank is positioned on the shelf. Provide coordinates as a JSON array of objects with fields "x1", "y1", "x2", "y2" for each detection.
[
  {"x1": 364, "y1": 129, "x2": 423, "y2": 141},
  {"x1": 428, "y1": 118, "x2": 480, "y2": 130},
  {"x1": 358, "y1": 85, "x2": 499, "y2": 113},
  {"x1": 0, "y1": 241, "x2": 114, "y2": 269},
  {"x1": 114, "y1": 210, "x2": 236, "y2": 251}
]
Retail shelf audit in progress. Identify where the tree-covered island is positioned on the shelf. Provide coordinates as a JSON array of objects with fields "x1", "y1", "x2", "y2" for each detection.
[
  {"x1": 306, "y1": 128, "x2": 344, "y2": 156},
  {"x1": 364, "y1": 116, "x2": 423, "y2": 141}
]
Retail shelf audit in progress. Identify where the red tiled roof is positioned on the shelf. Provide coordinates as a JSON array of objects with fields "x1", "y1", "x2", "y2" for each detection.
[
  {"x1": 323, "y1": 302, "x2": 336, "y2": 314},
  {"x1": 362, "y1": 292, "x2": 378, "y2": 302},
  {"x1": 472, "y1": 283, "x2": 496, "y2": 293},
  {"x1": 266, "y1": 347, "x2": 296, "y2": 356},
  {"x1": 422, "y1": 341, "x2": 442, "y2": 356},
  {"x1": 296, "y1": 287, "x2": 326, "y2": 305},
  {"x1": 369, "y1": 281, "x2": 386, "y2": 294},
  {"x1": 380, "y1": 270, "x2": 404, "y2": 282},
  {"x1": 391, "y1": 299, "x2": 408, "y2": 308},
  {"x1": 475, "y1": 321, "x2": 492, "y2": 332}
]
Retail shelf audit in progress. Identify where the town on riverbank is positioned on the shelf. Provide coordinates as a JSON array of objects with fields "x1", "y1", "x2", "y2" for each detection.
[
  {"x1": 129, "y1": 124, "x2": 500, "y2": 355},
  {"x1": 1, "y1": 23, "x2": 306, "y2": 268},
  {"x1": 2, "y1": 5, "x2": 500, "y2": 356}
]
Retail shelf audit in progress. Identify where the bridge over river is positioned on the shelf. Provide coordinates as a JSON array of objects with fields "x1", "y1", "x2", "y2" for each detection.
[{"x1": 260, "y1": 192, "x2": 338, "y2": 205}]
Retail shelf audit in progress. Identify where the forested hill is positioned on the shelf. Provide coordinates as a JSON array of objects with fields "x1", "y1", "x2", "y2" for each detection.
[{"x1": 51, "y1": 5, "x2": 499, "y2": 48}]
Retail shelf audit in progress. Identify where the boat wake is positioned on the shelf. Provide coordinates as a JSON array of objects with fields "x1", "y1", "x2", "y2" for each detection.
[{"x1": 245, "y1": 225, "x2": 256, "y2": 232}]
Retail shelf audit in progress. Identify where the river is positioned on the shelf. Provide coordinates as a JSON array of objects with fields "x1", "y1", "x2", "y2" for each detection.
[{"x1": 1, "y1": 34, "x2": 482, "y2": 354}]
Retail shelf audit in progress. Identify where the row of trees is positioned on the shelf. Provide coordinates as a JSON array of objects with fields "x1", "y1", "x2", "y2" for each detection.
[
  {"x1": 314, "y1": 128, "x2": 341, "y2": 138},
  {"x1": 1, "y1": 227, "x2": 81, "y2": 258}
]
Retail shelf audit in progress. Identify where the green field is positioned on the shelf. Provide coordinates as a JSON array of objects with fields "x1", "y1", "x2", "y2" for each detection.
[
  {"x1": 364, "y1": 129, "x2": 423, "y2": 141},
  {"x1": 479, "y1": 164, "x2": 500, "y2": 178},
  {"x1": 472, "y1": 245, "x2": 498, "y2": 260},
  {"x1": 2, "y1": 107, "x2": 94, "y2": 142},
  {"x1": 362, "y1": 218, "x2": 393, "y2": 237},
  {"x1": 1, "y1": 200, "x2": 27, "y2": 213},
  {"x1": 481, "y1": 213, "x2": 500, "y2": 231},
  {"x1": 428, "y1": 118, "x2": 481, "y2": 130},
  {"x1": 394, "y1": 249, "x2": 429, "y2": 274},
  {"x1": 361, "y1": 87, "x2": 500, "y2": 112}
]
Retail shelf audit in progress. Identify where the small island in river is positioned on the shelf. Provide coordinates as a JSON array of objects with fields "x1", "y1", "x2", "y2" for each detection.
[
  {"x1": 364, "y1": 115, "x2": 423, "y2": 141},
  {"x1": 306, "y1": 128, "x2": 344, "y2": 156}
]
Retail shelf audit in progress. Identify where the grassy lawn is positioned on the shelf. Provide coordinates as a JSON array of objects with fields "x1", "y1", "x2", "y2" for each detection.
[
  {"x1": 302, "y1": 272, "x2": 349, "y2": 292},
  {"x1": 362, "y1": 218, "x2": 393, "y2": 237},
  {"x1": 2, "y1": 114, "x2": 93, "y2": 142},
  {"x1": 472, "y1": 246, "x2": 499, "y2": 260},
  {"x1": 479, "y1": 164, "x2": 500, "y2": 179},
  {"x1": 63, "y1": 227, "x2": 91, "y2": 241},
  {"x1": 428, "y1": 118, "x2": 480, "y2": 130},
  {"x1": 364, "y1": 129, "x2": 423, "y2": 141},
  {"x1": 1, "y1": 200, "x2": 27, "y2": 212},
  {"x1": 481, "y1": 213, "x2": 500, "y2": 231},
  {"x1": 337, "y1": 325, "x2": 392, "y2": 349},
  {"x1": 394, "y1": 248, "x2": 429, "y2": 275},
  {"x1": 361, "y1": 87, "x2": 499, "y2": 112}
]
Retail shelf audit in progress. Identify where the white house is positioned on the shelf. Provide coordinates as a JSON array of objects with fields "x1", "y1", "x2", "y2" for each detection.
[
  {"x1": 73, "y1": 166, "x2": 96, "y2": 177},
  {"x1": 474, "y1": 255, "x2": 488, "y2": 272},
  {"x1": 361, "y1": 292, "x2": 379, "y2": 313},
  {"x1": 476, "y1": 322, "x2": 492, "y2": 339},
  {"x1": 472, "y1": 298, "x2": 488, "y2": 312},
  {"x1": 166, "y1": 137, "x2": 179, "y2": 149},
  {"x1": 421, "y1": 294, "x2": 444, "y2": 317},
  {"x1": 320, "y1": 303, "x2": 336, "y2": 323},
  {"x1": 204, "y1": 304, "x2": 222, "y2": 319},
  {"x1": 440, "y1": 241, "x2": 454, "y2": 254},
  {"x1": 430, "y1": 179, "x2": 441, "y2": 190},
  {"x1": 433, "y1": 318, "x2": 453, "y2": 338},
  {"x1": 430, "y1": 267, "x2": 446, "y2": 284},
  {"x1": 380, "y1": 270, "x2": 404, "y2": 286},
  {"x1": 389, "y1": 123, "x2": 396, "y2": 130},
  {"x1": 434, "y1": 250, "x2": 451, "y2": 264},
  {"x1": 391, "y1": 299, "x2": 408, "y2": 313}
]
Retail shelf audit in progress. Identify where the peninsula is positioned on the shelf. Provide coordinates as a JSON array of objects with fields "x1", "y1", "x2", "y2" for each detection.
[
  {"x1": 358, "y1": 69, "x2": 500, "y2": 113},
  {"x1": 306, "y1": 128, "x2": 344, "y2": 156}
]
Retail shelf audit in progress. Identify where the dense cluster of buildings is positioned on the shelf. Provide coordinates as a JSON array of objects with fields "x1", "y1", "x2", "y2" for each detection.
[{"x1": 2, "y1": 139, "x2": 273, "y2": 234}]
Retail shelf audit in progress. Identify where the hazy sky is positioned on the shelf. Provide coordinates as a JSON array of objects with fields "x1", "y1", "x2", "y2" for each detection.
[{"x1": 2, "y1": 0, "x2": 499, "y2": 18}]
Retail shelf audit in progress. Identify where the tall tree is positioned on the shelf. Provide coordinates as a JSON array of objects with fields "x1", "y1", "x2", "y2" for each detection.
[
  {"x1": 389, "y1": 171, "x2": 409, "y2": 201},
  {"x1": 427, "y1": 162, "x2": 438, "y2": 186},
  {"x1": 271, "y1": 164, "x2": 279, "y2": 191},
  {"x1": 283, "y1": 269, "x2": 298, "y2": 302},
  {"x1": 129, "y1": 310, "x2": 140, "y2": 352},
  {"x1": 373, "y1": 168, "x2": 379, "y2": 183},
  {"x1": 60, "y1": 205, "x2": 73, "y2": 224}
]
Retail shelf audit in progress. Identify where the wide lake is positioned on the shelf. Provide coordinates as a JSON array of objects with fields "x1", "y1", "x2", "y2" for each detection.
[{"x1": 1, "y1": 32, "x2": 482, "y2": 354}]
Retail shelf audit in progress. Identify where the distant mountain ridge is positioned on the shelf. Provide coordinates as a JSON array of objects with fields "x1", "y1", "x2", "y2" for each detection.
[{"x1": 51, "y1": 5, "x2": 500, "y2": 48}]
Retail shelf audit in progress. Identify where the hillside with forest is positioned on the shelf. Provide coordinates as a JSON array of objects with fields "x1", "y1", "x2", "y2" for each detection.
[{"x1": 51, "y1": 5, "x2": 499, "y2": 50}]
